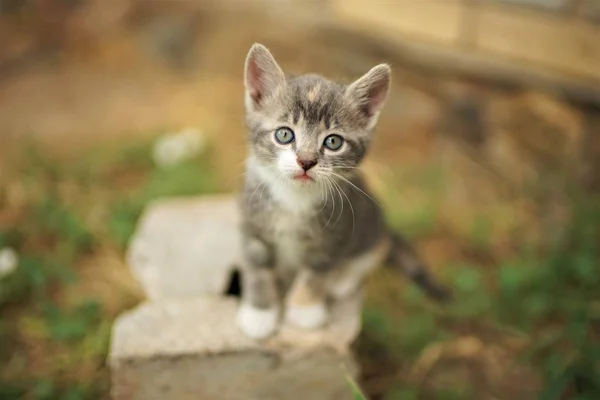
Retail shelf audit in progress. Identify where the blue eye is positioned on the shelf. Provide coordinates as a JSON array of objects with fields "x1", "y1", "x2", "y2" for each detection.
[
  {"x1": 274, "y1": 127, "x2": 295, "y2": 144},
  {"x1": 323, "y1": 134, "x2": 344, "y2": 151}
]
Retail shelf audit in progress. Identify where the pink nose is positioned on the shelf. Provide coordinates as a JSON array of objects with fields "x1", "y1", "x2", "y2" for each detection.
[{"x1": 296, "y1": 158, "x2": 317, "y2": 171}]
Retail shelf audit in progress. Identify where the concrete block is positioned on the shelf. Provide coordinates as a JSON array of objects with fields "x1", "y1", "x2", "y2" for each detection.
[
  {"x1": 114, "y1": 194, "x2": 364, "y2": 399},
  {"x1": 126, "y1": 194, "x2": 242, "y2": 300},
  {"x1": 109, "y1": 295, "x2": 362, "y2": 400}
]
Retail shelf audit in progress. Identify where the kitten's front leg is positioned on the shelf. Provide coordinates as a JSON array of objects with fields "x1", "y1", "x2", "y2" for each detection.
[
  {"x1": 285, "y1": 269, "x2": 328, "y2": 330},
  {"x1": 237, "y1": 237, "x2": 280, "y2": 339}
]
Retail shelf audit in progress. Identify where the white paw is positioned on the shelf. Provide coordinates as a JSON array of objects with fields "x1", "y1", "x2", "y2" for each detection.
[
  {"x1": 236, "y1": 303, "x2": 279, "y2": 340},
  {"x1": 285, "y1": 303, "x2": 328, "y2": 330}
]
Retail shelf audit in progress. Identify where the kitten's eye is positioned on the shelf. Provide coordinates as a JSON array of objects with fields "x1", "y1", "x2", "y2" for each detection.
[
  {"x1": 274, "y1": 127, "x2": 295, "y2": 144},
  {"x1": 323, "y1": 134, "x2": 344, "y2": 151}
]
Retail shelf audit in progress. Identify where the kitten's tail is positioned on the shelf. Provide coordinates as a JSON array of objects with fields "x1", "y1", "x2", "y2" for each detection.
[{"x1": 385, "y1": 231, "x2": 452, "y2": 302}]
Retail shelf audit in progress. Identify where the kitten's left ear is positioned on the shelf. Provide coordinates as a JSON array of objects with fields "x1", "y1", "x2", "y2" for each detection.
[
  {"x1": 346, "y1": 64, "x2": 391, "y2": 126},
  {"x1": 244, "y1": 43, "x2": 286, "y2": 111}
]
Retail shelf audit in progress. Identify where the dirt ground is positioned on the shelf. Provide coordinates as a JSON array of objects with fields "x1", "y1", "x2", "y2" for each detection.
[
  {"x1": 1, "y1": 2, "x2": 599, "y2": 399},
  {"x1": 0, "y1": 1, "x2": 448, "y2": 182}
]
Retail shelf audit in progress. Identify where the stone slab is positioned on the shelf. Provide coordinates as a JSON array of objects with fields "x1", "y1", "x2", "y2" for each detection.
[
  {"x1": 109, "y1": 295, "x2": 362, "y2": 400},
  {"x1": 126, "y1": 194, "x2": 241, "y2": 300}
]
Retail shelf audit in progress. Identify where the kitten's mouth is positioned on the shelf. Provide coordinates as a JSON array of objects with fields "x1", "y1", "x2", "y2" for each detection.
[{"x1": 293, "y1": 173, "x2": 314, "y2": 182}]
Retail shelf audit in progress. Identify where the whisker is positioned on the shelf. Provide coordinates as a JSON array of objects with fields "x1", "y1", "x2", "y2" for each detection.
[
  {"x1": 324, "y1": 176, "x2": 336, "y2": 230},
  {"x1": 258, "y1": 181, "x2": 268, "y2": 210},
  {"x1": 317, "y1": 174, "x2": 329, "y2": 213},
  {"x1": 329, "y1": 176, "x2": 345, "y2": 228},
  {"x1": 222, "y1": 158, "x2": 251, "y2": 188},
  {"x1": 331, "y1": 171, "x2": 381, "y2": 207},
  {"x1": 248, "y1": 181, "x2": 265, "y2": 204},
  {"x1": 334, "y1": 178, "x2": 355, "y2": 236}
]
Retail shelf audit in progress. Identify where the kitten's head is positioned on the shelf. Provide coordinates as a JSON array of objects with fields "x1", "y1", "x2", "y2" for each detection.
[{"x1": 243, "y1": 43, "x2": 390, "y2": 186}]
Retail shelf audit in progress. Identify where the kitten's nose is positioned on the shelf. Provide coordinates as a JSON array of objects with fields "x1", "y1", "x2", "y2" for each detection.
[{"x1": 296, "y1": 158, "x2": 317, "y2": 171}]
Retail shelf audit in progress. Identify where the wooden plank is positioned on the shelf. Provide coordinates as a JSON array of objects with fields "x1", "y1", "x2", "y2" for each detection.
[
  {"x1": 476, "y1": 3, "x2": 600, "y2": 81},
  {"x1": 329, "y1": 0, "x2": 463, "y2": 45}
]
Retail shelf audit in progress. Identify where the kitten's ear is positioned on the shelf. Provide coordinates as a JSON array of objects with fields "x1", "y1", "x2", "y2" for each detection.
[
  {"x1": 346, "y1": 64, "x2": 391, "y2": 126},
  {"x1": 244, "y1": 43, "x2": 286, "y2": 111}
]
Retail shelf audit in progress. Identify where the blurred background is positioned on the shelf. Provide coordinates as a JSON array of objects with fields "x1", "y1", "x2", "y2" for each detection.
[{"x1": 1, "y1": 0, "x2": 599, "y2": 399}]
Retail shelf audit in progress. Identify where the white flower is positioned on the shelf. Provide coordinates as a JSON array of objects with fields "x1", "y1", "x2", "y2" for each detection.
[
  {"x1": 0, "y1": 247, "x2": 18, "y2": 279},
  {"x1": 152, "y1": 127, "x2": 206, "y2": 168},
  {"x1": 152, "y1": 135, "x2": 189, "y2": 167},
  {"x1": 179, "y1": 127, "x2": 205, "y2": 153}
]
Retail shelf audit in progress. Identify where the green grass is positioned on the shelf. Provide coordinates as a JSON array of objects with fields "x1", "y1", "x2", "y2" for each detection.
[
  {"x1": 2, "y1": 135, "x2": 599, "y2": 400},
  {"x1": 0, "y1": 135, "x2": 218, "y2": 399},
  {"x1": 353, "y1": 165, "x2": 600, "y2": 399},
  {"x1": 346, "y1": 373, "x2": 368, "y2": 400}
]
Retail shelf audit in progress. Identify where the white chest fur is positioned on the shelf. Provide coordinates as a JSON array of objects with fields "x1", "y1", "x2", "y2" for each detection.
[
  {"x1": 248, "y1": 156, "x2": 322, "y2": 269},
  {"x1": 269, "y1": 186, "x2": 320, "y2": 270},
  {"x1": 270, "y1": 205, "x2": 314, "y2": 269}
]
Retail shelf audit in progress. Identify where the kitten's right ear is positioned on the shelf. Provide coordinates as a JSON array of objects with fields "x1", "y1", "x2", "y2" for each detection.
[
  {"x1": 346, "y1": 63, "x2": 391, "y2": 129},
  {"x1": 244, "y1": 43, "x2": 286, "y2": 111}
]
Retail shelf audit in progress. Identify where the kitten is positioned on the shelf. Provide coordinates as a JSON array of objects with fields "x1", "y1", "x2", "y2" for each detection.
[{"x1": 237, "y1": 43, "x2": 450, "y2": 339}]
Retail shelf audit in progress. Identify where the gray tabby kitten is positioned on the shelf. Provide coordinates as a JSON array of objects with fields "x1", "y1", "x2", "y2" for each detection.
[{"x1": 237, "y1": 43, "x2": 450, "y2": 339}]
